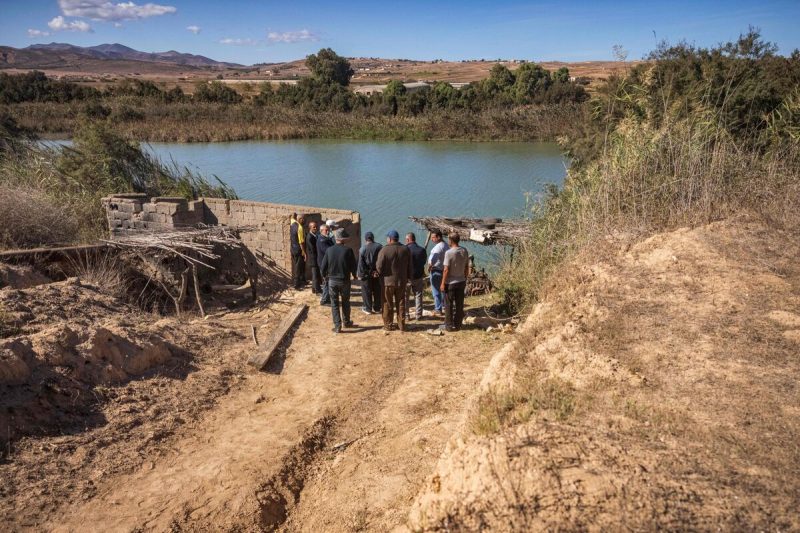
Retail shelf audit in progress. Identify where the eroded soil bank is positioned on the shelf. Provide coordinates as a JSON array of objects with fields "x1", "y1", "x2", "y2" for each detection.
[
  {"x1": 406, "y1": 215, "x2": 800, "y2": 531},
  {"x1": 1, "y1": 268, "x2": 505, "y2": 531}
]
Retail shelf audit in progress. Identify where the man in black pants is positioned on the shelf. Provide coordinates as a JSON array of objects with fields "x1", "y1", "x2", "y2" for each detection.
[
  {"x1": 289, "y1": 213, "x2": 306, "y2": 290},
  {"x1": 357, "y1": 231, "x2": 382, "y2": 314},
  {"x1": 320, "y1": 228, "x2": 358, "y2": 333},
  {"x1": 306, "y1": 220, "x2": 321, "y2": 294},
  {"x1": 440, "y1": 233, "x2": 470, "y2": 331}
]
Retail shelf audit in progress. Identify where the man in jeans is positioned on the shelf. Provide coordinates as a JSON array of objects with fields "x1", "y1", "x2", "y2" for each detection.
[
  {"x1": 289, "y1": 213, "x2": 307, "y2": 290},
  {"x1": 376, "y1": 230, "x2": 412, "y2": 332},
  {"x1": 440, "y1": 233, "x2": 470, "y2": 331},
  {"x1": 405, "y1": 232, "x2": 427, "y2": 321},
  {"x1": 357, "y1": 231, "x2": 382, "y2": 314},
  {"x1": 320, "y1": 228, "x2": 357, "y2": 333},
  {"x1": 316, "y1": 221, "x2": 335, "y2": 305},
  {"x1": 427, "y1": 231, "x2": 447, "y2": 317}
]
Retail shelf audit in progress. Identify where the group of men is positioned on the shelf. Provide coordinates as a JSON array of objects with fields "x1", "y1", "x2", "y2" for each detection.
[{"x1": 289, "y1": 214, "x2": 470, "y2": 334}]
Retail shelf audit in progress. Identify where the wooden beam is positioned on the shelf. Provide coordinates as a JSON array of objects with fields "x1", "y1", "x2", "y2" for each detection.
[{"x1": 248, "y1": 304, "x2": 308, "y2": 370}]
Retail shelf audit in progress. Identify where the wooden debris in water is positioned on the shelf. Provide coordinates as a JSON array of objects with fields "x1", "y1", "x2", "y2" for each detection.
[{"x1": 409, "y1": 216, "x2": 529, "y2": 246}]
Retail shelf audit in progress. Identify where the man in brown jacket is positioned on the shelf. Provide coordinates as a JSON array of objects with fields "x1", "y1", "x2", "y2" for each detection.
[{"x1": 376, "y1": 230, "x2": 412, "y2": 331}]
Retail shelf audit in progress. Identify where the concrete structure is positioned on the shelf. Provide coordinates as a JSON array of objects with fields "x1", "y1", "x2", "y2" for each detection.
[
  {"x1": 102, "y1": 193, "x2": 361, "y2": 275},
  {"x1": 353, "y1": 81, "x2": 431, "y2": 96}
]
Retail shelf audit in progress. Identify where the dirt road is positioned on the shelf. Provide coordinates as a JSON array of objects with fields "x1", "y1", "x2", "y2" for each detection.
[{"x1": 3, "y1": 283, "x2": 503, "y2": 532}]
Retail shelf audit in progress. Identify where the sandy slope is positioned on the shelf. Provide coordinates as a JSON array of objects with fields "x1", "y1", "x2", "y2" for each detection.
[{"x1": 406, "y1": 215, "x2": 800, "y2": 531}]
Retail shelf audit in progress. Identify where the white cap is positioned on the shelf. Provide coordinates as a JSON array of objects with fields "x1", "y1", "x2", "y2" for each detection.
[{"x1": 325, "y1": 219, "x2": 337, "y2": 227}]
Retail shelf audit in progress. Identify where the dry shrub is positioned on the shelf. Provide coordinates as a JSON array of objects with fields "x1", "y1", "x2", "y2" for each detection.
[
  {"x1": 0, "y1": 185, "x2": 78, "y2": 249},
  {"x1": 472, "y1": 371, "x2": 576, "y2": 435},
  {"x1": 64, "y1": 250, "x2": 130, "y2": 299}
]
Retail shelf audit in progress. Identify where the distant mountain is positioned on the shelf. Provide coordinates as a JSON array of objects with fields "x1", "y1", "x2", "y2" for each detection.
[{"x1": 0, "y1": 42, "x2": 242, "y2": 71}]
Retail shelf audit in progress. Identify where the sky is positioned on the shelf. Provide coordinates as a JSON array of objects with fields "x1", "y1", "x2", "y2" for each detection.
[{"x1": 2, "y1": 0, "x2": 799, "y2": 64}]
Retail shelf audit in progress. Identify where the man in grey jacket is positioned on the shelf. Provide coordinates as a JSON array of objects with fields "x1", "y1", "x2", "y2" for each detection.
[{"x1": 357, "y1": 231, "x2": 382, "y2": 314}]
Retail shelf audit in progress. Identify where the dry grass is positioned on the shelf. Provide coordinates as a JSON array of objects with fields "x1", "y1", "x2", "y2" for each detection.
[
  {"x1": 0, "y1": 185, "x2": 79, "y2": 249},
  {"x1": 63, "y1": 251, "x2": 130, "y2": 299}
]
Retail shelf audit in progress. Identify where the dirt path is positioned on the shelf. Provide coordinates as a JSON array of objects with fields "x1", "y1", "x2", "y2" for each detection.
[{"x1": 42, "y1": 287, "x2": 504, "y2": 532}]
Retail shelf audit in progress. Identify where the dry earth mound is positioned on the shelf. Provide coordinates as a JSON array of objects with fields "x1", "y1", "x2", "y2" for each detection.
[{"x1": 407, "y1": 215, "x2": 800, "y2": 531}]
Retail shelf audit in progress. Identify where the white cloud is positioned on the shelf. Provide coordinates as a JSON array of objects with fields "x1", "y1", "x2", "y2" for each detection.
[
  {"x1": 113, "y1": 22, "x2": 123, "y2": 28},
  {"x1": 48, "y1": 16, "x2": 93, "y2": 32},
  {"x1": 186, "y1": 25, "x2": 201, "y2": 35},
  {"x1": 219, "y1": 38, "x2": 259, "y2": 46},
  {"x1": 266, "y1": 29, "x2": 318, "y2": 44},
  {"x1": 27, "y1": 29, "x2": 51, "y2": 37},
  {"x1": 58, "y1": 0, "x2": 176, "y2": 22}
]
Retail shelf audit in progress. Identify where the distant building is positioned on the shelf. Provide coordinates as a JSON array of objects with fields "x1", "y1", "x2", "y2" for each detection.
[{"x1": 353, "y1": 81, "x2": 431, "y2": 96}]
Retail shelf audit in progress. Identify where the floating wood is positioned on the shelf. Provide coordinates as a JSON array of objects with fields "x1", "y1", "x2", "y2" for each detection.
[
  {"x1": 409, "y1": 216, "x2": 528, "y2": 246},
  {"x1": 248, "y1": 304, "x2": 308, "y2": 370}
]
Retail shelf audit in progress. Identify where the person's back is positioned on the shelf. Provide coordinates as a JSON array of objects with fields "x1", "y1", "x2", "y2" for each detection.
[
  {"x1": 358, "y1": 241, "x2": 382, "y2": 279},
  {"x1": 444, "y1": 245, "x2": 469, "y2": 284},
  {"x1": 377, "y1": 241, "x2": 411, "y2": 286},
  {"x1": 407, "y1": 241, "x2": 427, "y2": 280},
  {"x1": 322, "y1": 242, "x2": 357, "y2": 281}
]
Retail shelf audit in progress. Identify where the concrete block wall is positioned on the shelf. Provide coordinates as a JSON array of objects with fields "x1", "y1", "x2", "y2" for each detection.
[{"x1": 103, "y1": 194, "x2": 361, "y2": 275}]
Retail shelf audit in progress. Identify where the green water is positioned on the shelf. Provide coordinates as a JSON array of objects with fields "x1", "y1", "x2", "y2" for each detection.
[{"x1": 145, "y1": 139, "x2": 569, "y2": 264}]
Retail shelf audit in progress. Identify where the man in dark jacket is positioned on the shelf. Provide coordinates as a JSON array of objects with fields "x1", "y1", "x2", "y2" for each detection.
[
  {"x1": 357, "y1": 231, "x2": 383, "y2": 315},
  {"x1": 320, "y1": 228, "x2": 357, "y2": 333},
  {"x1": 376, "y1": 230, "x2": 412, "y2": 332},
  {"x1": 405, "y1": 232, "x2": 427, "y2": 321},
  {"x1": 289, "y1": 213, "x2": 306, "y2": 290},
  {"x1": 306, "y1": 221, "x2": 320, "y2": 295},
  {"x1": 316, "y1": 222, "x2": 335, "y2": 305}
]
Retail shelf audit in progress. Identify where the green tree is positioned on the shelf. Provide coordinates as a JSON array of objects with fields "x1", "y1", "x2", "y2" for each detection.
[
  {"x1": 384, "y1": 80, "x2": 407, "y2": 97},
  {"x1": 554, "y1": 67, "x2": 570, "y2": 83},
  {"x1": 513, "y1": 62, "x2": 551, "y2": 102},
  {"x1": 488, "y1": 64, "x2": 515, "y2": 89},
  {"x1": 192, "y1": 81, "x2": 243, "y2": 104},
  {"x1": 306, "y1": 48, "x2": 354, "y2": 86}
]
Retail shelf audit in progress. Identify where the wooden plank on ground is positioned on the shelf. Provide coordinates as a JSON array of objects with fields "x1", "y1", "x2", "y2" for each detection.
[{"x1": 247, "y1": 304, "x2": 308, "y2": 370}]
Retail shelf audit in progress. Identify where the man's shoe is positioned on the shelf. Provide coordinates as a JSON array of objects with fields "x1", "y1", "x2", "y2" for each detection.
[
  {"x1": 344, "y1": 321, "x2": 355, "y2": 328},
  {"x1": 320, "y1": 300, "x2": 330, "y2": 306},
  {"x1": 332, "y1": 326, "x2": 341, "y2": 334},
  {"x1": 361, "y1": 308, "x2": 371, "y2": 315}
]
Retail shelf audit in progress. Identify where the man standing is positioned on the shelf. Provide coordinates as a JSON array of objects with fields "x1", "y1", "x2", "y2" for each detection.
[
  {"x1": 405, "y1": 232, "x2": 427, "y2": 321},
  {"x1": 357, "y1": 231, "x2": 382, "y2": 314},
  {"x1": 320, "y1": 228, "x2": 357, "y2": 333},
  {"x1": 428, "y1": 231, "x2": 447, "y2": 317},
  {"x1": 440, "y1": 233, "x2": 470, "y2": 331},
  {"x1": 289, "y1": 213, "x2": 307, "y2": 290},
  {"x1": 376, "y1": 230, "x2": 411, "y2": 332},
  {"x1": 316, "y1": 221, "x2": 335, "y2": 305},
  {"x1": 306, "y1": 221, "x2": 320, "y2": 295}
]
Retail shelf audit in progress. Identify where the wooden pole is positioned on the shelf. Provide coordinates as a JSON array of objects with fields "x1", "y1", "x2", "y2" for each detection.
[
  {"x1": 192, "y1": 264, "x2": 206, "y2": 317},
  {"x1": 248, "y1": 304, "x2": 308, "y2": 370}
]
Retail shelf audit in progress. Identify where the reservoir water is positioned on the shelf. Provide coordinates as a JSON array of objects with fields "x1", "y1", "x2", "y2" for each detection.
[{"x1": 144, "y1": 140, "x2": 568, "y2": 263}]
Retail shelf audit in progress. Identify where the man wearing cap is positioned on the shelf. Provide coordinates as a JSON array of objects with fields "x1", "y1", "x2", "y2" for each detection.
[
  {"x1": 320, "y1": 228, "x2": 358, "y2": 333},
  {"x1": 357, "y1": 231, "x2": 383, "y2": 314},
  {"x1": 428, "y1": 231, "x2": 447, "y2": 317},
  {"x1": 316, "y1": 221, "x2": 336, "y2": 305},
  {"x1": 376, "y1": 230, "x2": 412, "y2": 332},
  {"x1": 289, "y1": 213, "x2": 307, "y2": 290}
]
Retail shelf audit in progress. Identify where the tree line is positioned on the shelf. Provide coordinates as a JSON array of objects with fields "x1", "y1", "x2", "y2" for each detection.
[{"x1": 0, "y1": 48, "x2": 588, "y2": 117}]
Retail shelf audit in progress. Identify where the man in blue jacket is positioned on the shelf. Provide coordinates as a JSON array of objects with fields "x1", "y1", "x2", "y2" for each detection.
[{"x1": 357, "y1": 231, "x2": 383, "y2": 314}]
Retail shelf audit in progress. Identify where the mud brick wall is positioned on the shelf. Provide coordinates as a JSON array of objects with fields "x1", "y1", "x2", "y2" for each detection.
[
  {"x1": 201, "y1": 198, "x2": 361, "y2": 273},
  {"x1": 103, "y1": 194, "x2": 361, "y2": 275}
]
